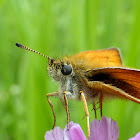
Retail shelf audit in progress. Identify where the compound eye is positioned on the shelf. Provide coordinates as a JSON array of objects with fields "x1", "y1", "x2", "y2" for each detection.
[{"x1": 61, "y1": 65, "x2": 72, "y2": 75}]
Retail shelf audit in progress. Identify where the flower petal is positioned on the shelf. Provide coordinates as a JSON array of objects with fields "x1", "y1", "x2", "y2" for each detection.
[
  {"x1": 90, "y1": 119, "x2": 100, "y2": 140},
  {"x1": 110, "y1": 117, "x2": 119, "y2": 140},
  {"x1": 90, "y1": 116, "x2": 119, "y2": 140},
  {"x1": 129, "y1": 132, "x2": 140, "y2": 140},
  {"x1": 64, "y1": 121, "x2": 87, "y2": 140},
  {"x1": 45, "y1": 127, "x2": 64, "y2": 140}
]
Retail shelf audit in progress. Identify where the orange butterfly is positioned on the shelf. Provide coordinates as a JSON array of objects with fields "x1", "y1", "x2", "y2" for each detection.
[{"x1": 16, "y1": 43, "x2": 140, "y2": 140}]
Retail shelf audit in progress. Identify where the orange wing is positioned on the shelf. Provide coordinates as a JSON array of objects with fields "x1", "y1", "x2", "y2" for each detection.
[
  {"x1": 86, "y1": 67, "x2": 140, "y2": 103},
  {"x1": 70, "y1": 48, "x2": 122, "y2": 68}
]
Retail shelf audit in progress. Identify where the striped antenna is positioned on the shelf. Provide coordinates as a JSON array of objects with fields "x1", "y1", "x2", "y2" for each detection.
[{"x1": 15, "y1": 43, "x2": 50, "y2": 59}]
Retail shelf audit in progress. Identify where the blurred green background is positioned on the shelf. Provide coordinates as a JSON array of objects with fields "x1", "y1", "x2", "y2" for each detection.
[{"x1": 0, "y1": 0, "x2": 140, "y2": 139}]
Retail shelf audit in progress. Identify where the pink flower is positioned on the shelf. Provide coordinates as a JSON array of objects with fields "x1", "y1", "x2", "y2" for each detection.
[
  {"x1": 129, "y1": 132, "x2": 140, "y2": 140},
  {"x1": 45, "y1": 122, "x2": 87, "y2": 140},
  {"x1": 90, "y1": 116, "x2": 119, "y2": 140},
  {"x1": 64, "y1": 122, "x2": 87, "y2": 140},
  {"x1": 45, "y1": 116, "x2": 119, "y2": 140},
  {"x1": 45, "y1": 127, "x2": 64, "y2": 140}
]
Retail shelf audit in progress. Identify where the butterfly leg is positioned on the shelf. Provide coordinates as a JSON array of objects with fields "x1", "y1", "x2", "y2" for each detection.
[
  {"x1": 60, "y1": 97, "x2": 71, "y2": 124},
  {"x1": 80, "y1": 91, "x2": 90, "y2": 140},
  {"x1": 93, "y1": 104, "x2": 97, "y2": 118},
  {"x1": 63, "y1": 91, "x2": 70, "y2": 129},
  {"x1": 46, "y1": 92, "x2": 59, "y2": 129},
  {"x1": 99, "y1": 92, "x2": 103, "y2": 117}
]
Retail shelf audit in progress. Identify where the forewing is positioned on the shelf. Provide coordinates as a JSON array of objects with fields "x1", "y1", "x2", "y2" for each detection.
[
  {"x1": 85, "y1": 67, "x2": 140, "y2": 103},
  {"x1": 70, "y1": 48, "x2": 122, "y2": 68}
]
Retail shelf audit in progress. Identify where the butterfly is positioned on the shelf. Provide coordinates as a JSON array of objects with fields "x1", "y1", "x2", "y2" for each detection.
[{"x1": 16, "y1": 43, "x2": 140, "y2": 140}]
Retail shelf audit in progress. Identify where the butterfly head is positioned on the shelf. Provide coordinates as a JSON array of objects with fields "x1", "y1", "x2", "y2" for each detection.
[{"x1": 47, "y1": 58, "x2": 73, "y2": 81}]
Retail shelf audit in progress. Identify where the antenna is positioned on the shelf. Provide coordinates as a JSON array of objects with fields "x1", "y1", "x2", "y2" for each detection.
[{"x1": 15, "y1": 43, "x2": 51, "y2": 59}]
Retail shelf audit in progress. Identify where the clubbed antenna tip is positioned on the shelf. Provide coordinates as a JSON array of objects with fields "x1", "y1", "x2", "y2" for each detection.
[{"x1": 15, "y1": 43, "x2": 22, "y2": 47}]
